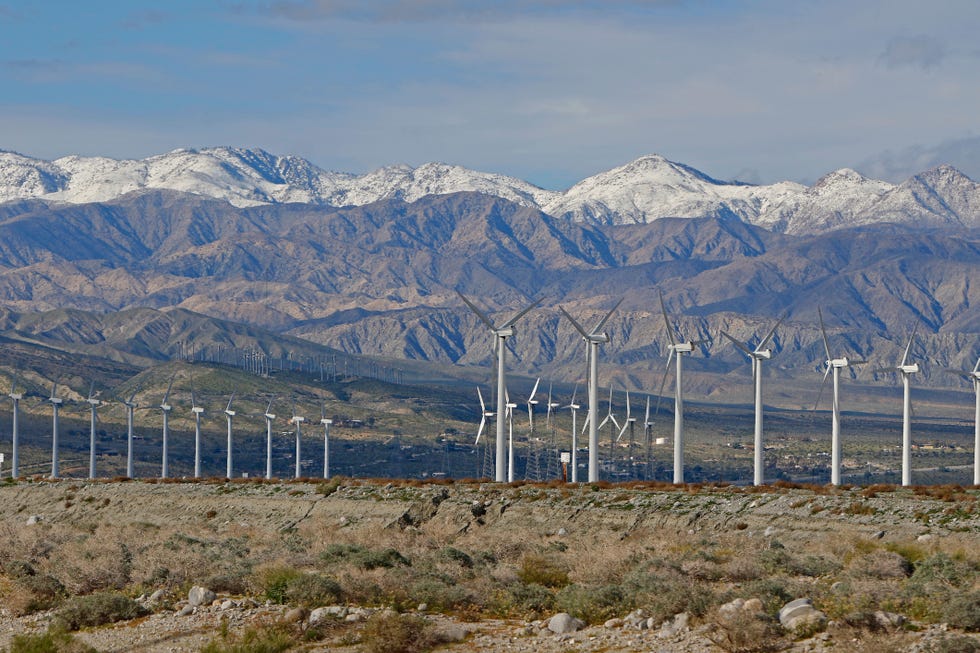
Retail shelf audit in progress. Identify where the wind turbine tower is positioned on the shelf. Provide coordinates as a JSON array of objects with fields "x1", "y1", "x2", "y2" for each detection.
[
  {"x1": 123, "y1": 388, "x2": 138, "y2": 478},
  {"x1": 224, "y1": 393, "x2": 236, "y2": 478},
  {"x1": 8, "y1": 376, "x2": 22, "y2": 478},
  {"x1": 505, "y1": 390, "x2": 518, "y2": 482},
  {"x1": 191, "y1": 388, "x2": 204, "y2": 478},
  {"x1": 160, "y1": 377, "x2": 174, "y2": 478},
  {"x1": 720, "y1": 314, "x2": 785, "y2": 486},
  {"x1": 291, "y1": 408, "x2": 305, "y2": 479},
  {"x1": 658, "y1": 291, "x2": 708, "y2": 484},
  {"x1": 876, "y1": 325, "x2": 920, "y2": 486},
  {"x1": 565, "y1": 385, "x2": 581, "y2": 483},
  {"x1": 457, "y1": 291, "x2": 541, "y2": 482},
  {"x1": 945, "y1": 357, "x2": 980, "y2": 485},
  {"x1": 86, "y1": 382, "x2": 101, "y2": 480},
  {"x1": 816, "y1": 308, "x2": 866, "y2": 486},
  {"x1": 559, "y1": 299, "x2": 623, "y2": 482},
  {"x1": 264, "y1": 398, "x2": 276, "y2": 480},
  {"x1": 616, "y1": 391, "x2": 637, "y2": 480},
  {"x1": 49, "y1": 380, "x2": 62, "y2": 479}
]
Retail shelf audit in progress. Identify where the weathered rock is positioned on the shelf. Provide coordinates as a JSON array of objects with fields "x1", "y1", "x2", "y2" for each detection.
[
  {"x1": 187, "y1": 586, "x2": 216, "y2": 607},
  {"x1": 874, "y1": 611, "x2": 906, "y2": 629},
  {"x1": 660, "y1": 612, "x2": 690, "y2": 638},
  {"x1": 603, "y1": 617, "x2": 623, "y2": 629},
  {"x1": 548, "y1": 613, "x2": 585, "y2": 634},
  {"x1": 25, "y1": 515, "x2": 42, "y2": 525},
  {"x1": 779, "y1": 598, "x2": 826, "y2": 633},
  {"x1": 148, "y1": 589, "x2": 166, "y2": 604},
  {"x1": 283, "y1": 607, "x2": 308, "y2": 623},
  {"x1": 220, "y1": 599, "x2": 235, "y2": 611},
  {"x1": 743, "y1": 598, "x2": 764, "y2": 613},
  {"x1": 719, "y1": 598, "x2": 746, "y2": 618},
  {"x1": 178, "y1": 604, "x2": 195, "y2": 616}
]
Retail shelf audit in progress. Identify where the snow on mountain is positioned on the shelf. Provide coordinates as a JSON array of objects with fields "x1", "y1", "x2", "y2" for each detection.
[
  {"x1": 1, "y1": 147, "x2": 978, "y2": 234},
  {"x1": 541, "y1": 154, "x2": 805, "y2": 225},
  {"x1": 0, "y1": 151, "x2": 69, "y2": 203}
]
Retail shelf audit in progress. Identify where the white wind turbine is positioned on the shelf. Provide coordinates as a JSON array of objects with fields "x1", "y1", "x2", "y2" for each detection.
[
  {"x1": 616, "y1": 391, "x2": 637, "y2": 480},
  {"x1": 264, "y1": 397, "x2": 276, "y2": 480},
  {"x1": 49, "y1": 379, "x2": 62, "y2": 479},
  {"x1": 320, "y1": 404, "x2": 332, "y2": 480},
  {"x1": 224, "y1": 393, "x2": 236, "y2": 478},
  {"x1": 643, "y1": 396, "x2": 655, "y2": 480},
  {"x1": 505, "y1": 389, "x2": 518, "y2": 482},
  {"x1": 874, "y1": 324, "x2": 920, "y2": 486},
  {"x1": 526, "y1": 377, "x2": 540, "y2": 436},
  {"x1": 123, "y1": 386, "x2": 139, "y2": 478},
  {"x1": 457, "y1": 291, "x2": 541, "y2": 482},
  {"x1": 944, "y1": 357, "x2": 980, "y2": 486},
  {"x1": 159, "y1": 376, "x2": 174, "y2": 478},
  {"x1": 815, "y1": 308, "x2": 867, "y2": 486},
  {"x1": 8, "y1": 375, "x2": 22, "y2": 478},
  {"x1": 86, "y1": 381, "x2": 101, "y2": 480},
  {"x1": 564, "y1": 384, "x2": 581, "y2": 483},
  {"x1": 597, "y1": 386, "x2": 621, "y2": 475},
  {"x1": 720, "y1": 313, "x2": 785, "y2": 486},
  {"x1": 474, "y1": 387, "x2": 494, "y2": 445},
  {"x1": 559, "y1": 299, "x2": 623, "y2": 482},
  {"x1": 657, "y1": 291, "x2": 709, "y2": 484},
  {"x1": 191, "y1": 387, "x2": 205, "y2": 478},
  {"x1": 290, "y1": 406, "x2": 305, "y2": 479}
]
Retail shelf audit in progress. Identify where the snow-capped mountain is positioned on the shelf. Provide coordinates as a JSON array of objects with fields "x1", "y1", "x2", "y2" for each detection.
[{"x1": 1, "y1": 147, "x2": 978, "y2": 234}]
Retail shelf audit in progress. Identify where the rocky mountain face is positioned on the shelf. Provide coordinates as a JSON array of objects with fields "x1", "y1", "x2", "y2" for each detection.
[
  {"x1": 3, "y1": 147, "x2": 980, "y2": 235},
  {"x1": 0, "y1": 189, "x2": 975, "y2": 399}
]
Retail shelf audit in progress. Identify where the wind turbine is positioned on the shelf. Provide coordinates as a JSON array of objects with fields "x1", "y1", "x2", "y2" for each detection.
[
  {"x1": 320, "y1": 404, "x2": 332, "y2": 480},
  {"x1": 597, "y1": 386, "x2": 621, "y2": 475},
  {"x1": 8, "y1": 375, "x2": 22, "y2": 478},
  {"x1": 224, "y1": 393, "x2": 236, "y2": 478},
  {"x1": 291, "y1": 406, "x2": 305, "y2": 479},
  {"x1": 944, "y1": 356, "x2": 980, "y2": 485},
  {"x1": 525, "y1": 378, "x2": 541, "y2": 481},
  {"x1": 658, "y1": 291, "x2": 709, "y2": 484},
  {"x1": 160, "y1": 376, "x2": 174, "y2": 479},
  {"x1": 720, "y1": 313, "x2": 785, "y2": 486},
  {"x1": 191, "y1": 386, "x2": 204, "y2": 478},
  {"x1": 815, "y1": 308, "x2": 866, "y2": 486},
  {"x1": 643, "y1": 396, "x2": 654, "y2": 480},
  {"x1": 616, "y1": 391, "x2": 637, "y2": 480},
  {"x1": 264, "y1": 397, "x2": 276, "y2": 480},
  {"x1": 123, "y1": 386, "x2": 139, "y2": 478},
  {"x1": 86, "y1": 381, "x2": 101, "y2": 480},
  {"x1": 559, "y1": 299, "x2": 623, "y2": 482},
  {"x1": 874, "y1": 324, "x2": 919, "y2": 486},
  {"x1": 505, "y1": 389, "x2": 518, "y2": 482},
  {"x1": 546, "y1": 383, "x2": 560, "y2": 479},
  {"x1": 474, "y1": 387, "x2": 494, "y2": 445},
  {"x1": 564, "y1": 384, "x2": 581, "y2": 482},
  {"x1": 49, "y1": 379, "x2": 62, "y2": 479},
  {"x1": 457, "y1": 291, "x2": 541, "y2": 482}
]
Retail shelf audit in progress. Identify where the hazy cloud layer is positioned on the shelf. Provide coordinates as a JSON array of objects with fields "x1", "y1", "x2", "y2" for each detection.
[
  {"x1": 879, "y1": 35, "x2": 946, "y2": 69},
  {"x1": 857, "y1": 136, "x2": 980, "y2": 182}
]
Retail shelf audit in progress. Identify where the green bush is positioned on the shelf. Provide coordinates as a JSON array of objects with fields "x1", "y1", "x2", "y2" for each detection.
[
  {"x1": 555, "y1": 584, "x2": 631, "y2": 625},
  {"x1": 253, "y1": 566, "x2": 304, "y2": 604},
  {"x1": 925, "y1": 634, "x2": 980, "y2": 653},
  {"x1": 8, "y1": 628, "x2": 97, "y2": 653},
  {"x1": 439, "y1": 547, "x2": 474, "y2": 568},
  {"x1": 284, "y1": 573, "x2": 343, "y2": 608},
  {"x1": 200, "y1": 621, "x2": 295, "y2": 653},
  {"x1": 505, "y1": 582, "x2": 555, "y2": 617},
  {"x1": 10, "y1": 574, "x2": 68, "y2": 615},
  {"x1": 52, "y1": 592, "x2": 148, "y2": 631},
  {"x1": 944, "y1": 591, "x2": 980, "y2": 632},
  {"x1": 517, "y1": 553, "x2": 569, "y2": 589},
  {"x1": 360, "y1": 611, "x2": 440, "y2": 653},
  {"x1": 318, "y1": 544, "x2": 410, "y2": 570}
]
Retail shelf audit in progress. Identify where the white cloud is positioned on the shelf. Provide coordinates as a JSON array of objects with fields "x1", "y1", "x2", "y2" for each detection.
[{"x1": 879, "y1": 35, "x2": 946, "y2": 70}]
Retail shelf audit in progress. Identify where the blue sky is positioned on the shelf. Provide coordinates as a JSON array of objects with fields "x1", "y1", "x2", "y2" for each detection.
[{"x1": 1, "y1": 0, "x2": 979, "y2": 188}]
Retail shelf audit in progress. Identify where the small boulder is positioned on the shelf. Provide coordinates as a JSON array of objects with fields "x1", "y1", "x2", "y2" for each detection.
[
  {"x1": 603, "y1": 617, "x2": 623, "y2": 629},
  {"x1": 187, "y1": 586, "x2": 216, "y2": 607},
  {"x1": 548, "y1": 613, "x2": 585, "y2": 634},
  {"x1": 779, "y1": 598, "x2": 827, "y2": 633},
  {"x1": 178, "y1": 604, "x2": 195, "y2": 616},
  {"x1": 659, "y1": 612, "x2": 690, "y2": 638},
  {"x1": 148, "y1": 589, "x2": 166, "y2": 604},
  {"x1": 283, "y1": 607, "x2": 308, "y2": 623},
  {"x1": 742, "y1": 598, "x2": 764, "y2": 614},
  {"x1": 25, "y1": 515, "x2": 42, "y2": 526}
]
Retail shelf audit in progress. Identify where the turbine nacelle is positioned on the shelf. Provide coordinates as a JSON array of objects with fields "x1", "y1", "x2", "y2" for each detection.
[
  {"x1": 900, "y1": 363, "x2": 920, "y2": 375},
  {"x1": 192, "y1": 406, "x2": 204, "y2": 414},
  {"x1": 753, "y1": 348, "x2": 773, "y2": 360},
  {"x1": 264, "y1": 413, "x2": 276, "y2": 420},
  {"x1": 494, "y1": 327, "x2": 515, "y2": 339},
  {"x1": 321, "y1": 418, "x2": 333, "y2": 426},
  {"x1": 670, "y1": 342, "x2": 695, "y2": 354}
]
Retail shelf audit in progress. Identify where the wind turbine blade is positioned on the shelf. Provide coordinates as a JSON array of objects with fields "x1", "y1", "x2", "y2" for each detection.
[
  {"x1": 227, "y1": 392, "x2": 236, "y2": 412},
  {"x1": 610, "y1": 415, "x2": 621, "y2": 432},
  {"x1": 500, "y1": 296, "x2": 543, "y2": 329},
  {"x1": 624, "y1": 391, "x2": 631, "y2": 420},
  {"x1": 757, "y1": 312, "x2": 787, "y2": 351},
  {"x1": 974, "y1": 356, "x2": 980, "y2": 375},
  {"x1": 814, "y1": 364, "x2": 831, "y2": 410},
  {"x1": 598, "y1": 414, "x2": 611, "y2": 430},
  {"x1": 88, "y1": 380, "x2": 95, "y2": 401},
  {"x1": 570, "y1": 383, "x2": 578, "y2": 407},
  {"x1": 720, "y1": 330, "x2": 753, "y2": 358},
  {"x1": 582, "y1": 410, "x2": 591, "y2": 434},
  {"x1": 655, "y1": 353, "x2": 673, "y2": 415},
  {"x1": 476, "y1": 416, "x2": 486, "y2": 444},
  {"x1": 266, "y1": 396, "x2": 275, "y2": 413},
  {"x1": 817, "y1": 307, "x2": 832, "y2": 361},
  {"x1": 591, "y1": 298, "x2": 623, "y2": 336},
  {"x1": 616, "y1": 421, "x2": 629, "y2": 442},
  {"x1": 163, "y1": 375, "x2": 175, "y2": 404},
  {"x1": 900, "y1": 322, "x2": 918, "y2": 368},
  {"x1": 456, "y1": 291, "x2": 495, "y2": 330},
  {"x1": 477, "y1": 386, "x2": 486, "y2": 412},
  {"x1": 644, "y1": 396, "x2": 651, "y2": 425},
  {"x1": 659, "y1": 290, "x2": 677, "y2": 346},
  {"x1": 559, "y1": 306, "x2": 589, "y2": 338},
  {"x1": 528, "y1": 377, "x2": 540, "y2": 403},
  {"x1": 127, "y1": 385, "x2": 140, "y2": 406}
]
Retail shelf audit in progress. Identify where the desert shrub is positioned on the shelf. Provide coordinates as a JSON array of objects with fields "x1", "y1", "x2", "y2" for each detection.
[
  {"x1": 205, "y1": 570, "x2": 250, "y2": 595},
  {"x1": 200, "y1": 621, "x2": 295, "y2": 653},
  {"x1": 360, "y1": 611, "x2": 440, "y2": 653},
  {"x1": 52, "y1": 592, "x2": 148, "y2": 631},
  {"x1": 319, "y1": 544, "x2": 410, "y2": 570},
  {"x1": 944, "y1": 591, "x2": 980, "y2": 631},
  {"x1": 738, "y1": 577, "x2": 802, "y2": 616},
  {"x1": 285, "y1": 573, "x2": 343, "y2": 608},
  {"x1": 555, "y1": 584, "x2": 630, "y2": 624},
  {"x1": 516, "y1": 553, "x2": 569, "y2": 589},
  {"x1": 439, "y1": 547, "x2": 473, "y2": 568},
  {"x1": 759, "y1": 549, "x2": 839, "y2": 577},
  {"x1": 7, "y1": 627, "x2": 97, "y2": 653},
  {"x1": 6, "y1": 574, "x2": 68, "y2": 615},
  {"x1": 316, "y1": 478, "x2": 342, "y2": 497},
  {"x1": 405, "y1": 576, "x2": 477, "y2": 613},
  {"x1": 706, "y1": 609, "x2": 787, "y2": 653},
  {"x1": 925, "y1": 634, "x2": 980, "y2": 653},
  {"x1": 848, "y1": 550, "x2": 912, "y2": 579},
  {"x1": 910, "y1": 553, "x2": 975, "y2": 589},
  {"x1": 319, "y1": 543, "x2": 365, "y2": 565},
  {"x1": 504, "y1": 582, "x2": 555, "y2": 616},
  {"x1": 623, "y1": 562, "x2": 715, "y2": 623},
  {"x1": 3, "y1": 560, "x2": 37, "y2": 579},
  {"x1": 252, "y1": 565, "x2": 304, "y2": 604}
]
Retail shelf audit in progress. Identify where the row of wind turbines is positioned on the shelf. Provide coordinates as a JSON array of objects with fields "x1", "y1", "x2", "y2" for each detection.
[
  {"x1": 5, "y1": 376, "x2": 336, "y2": 481},
  {"x1": 459, "y1": 291, "x2": 980, "y2": 487}
]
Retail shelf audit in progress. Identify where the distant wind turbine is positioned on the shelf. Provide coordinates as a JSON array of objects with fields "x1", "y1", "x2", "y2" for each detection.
[
  {"x1": 86, "y1": 381, "x2": 101, "y2": 480},
  {"x1": 457, "y1": 291, "x2": 541, "y2": 482},
  {"x1": 49, "y1": 379, "x2": 62, "y2": 479},
  {"x1": 264, "y1": 397, "x2": 276, "y2": 480},
  {"x1": 123, "y1": 386, "x2": 139, "y2": 478},
  {"x1": 291, "y1": 406, "x2": 305, "y2": 479},
  {"x1": 944, "y1": 356, "x2": 980, "y2": 486},
  {"x1": 560, "y1": 299, "x2": 623, "y2": 482},
  {"x1": 657, "y1": 291, "x2": 709, "y2": 484},
  {"x1": 320, "y1": 404, "x2": 332, "y2": 480},
  {"x1": 474, "y1": 387, "x2": 494, "y2": 445},
  {"x1": 191, "y1": 386, "x2": 205, "y2": 478},
  {"x1": 720, "y1": 313, "x2": 785, "y2": 486},
  {"x1": 815, "y1": 308, "x2": 866, "y2": 486},
  {"x1": 8, "y1": 375, "x2": 22, "y2": 478},
  {"x1": 616, "y1": 390, "x2": 637, "y2": 480},
  {"x1": 564, "y1": 384, "x2": 581, "y2": 483},
  {"x1": 160, "y1": 376, "x2": 174, "y2": 479},
  {"x1": 874, "y1": 324, "x2": 920, "y2": 486},
  {"x1": 224, "y1": 393, "x2": 236, "y2": 478}
]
